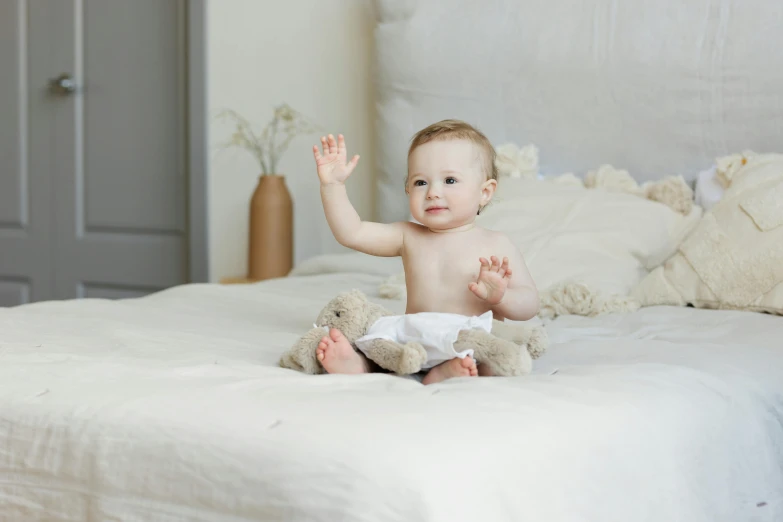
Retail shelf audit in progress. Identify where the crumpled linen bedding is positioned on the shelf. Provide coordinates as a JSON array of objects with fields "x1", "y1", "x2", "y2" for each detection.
[
  {"x1": 0, "y1": 257, "x2": 781, "y2": 521},
  {"x1": 635, "y1": 152, "x2": 783, "y2": 315}
]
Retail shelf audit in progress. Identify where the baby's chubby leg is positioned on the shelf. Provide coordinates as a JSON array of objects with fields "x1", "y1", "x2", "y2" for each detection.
[{"x1": 317, "y1": 328, "x2": 370, "y2": 374}]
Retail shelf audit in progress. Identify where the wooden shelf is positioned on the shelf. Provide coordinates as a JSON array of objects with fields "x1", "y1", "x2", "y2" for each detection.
[{"x1": 219, "y1": 276, "x2": 257, "y2": 285}]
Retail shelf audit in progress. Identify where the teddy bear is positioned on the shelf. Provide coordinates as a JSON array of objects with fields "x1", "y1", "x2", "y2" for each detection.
[{"x1": 278, "y1": 289, "x2": 548, "y2": 377}]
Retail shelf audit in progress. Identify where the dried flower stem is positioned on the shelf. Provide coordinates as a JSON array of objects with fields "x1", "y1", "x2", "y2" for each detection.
[{"x1": 216, "y1": 104, "x2": 321, "y2": 176}]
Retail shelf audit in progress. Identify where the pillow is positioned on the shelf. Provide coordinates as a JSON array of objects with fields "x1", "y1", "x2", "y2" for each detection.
[
  {"x1": 633, "y1": 153, "x2": 783, "y2": 314},
  {"x1": 475, "y1": 176, "x2": 702, "y2": 299}
]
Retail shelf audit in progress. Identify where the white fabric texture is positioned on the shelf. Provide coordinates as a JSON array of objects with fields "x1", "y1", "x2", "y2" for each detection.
[
  {"x1": 695, "y1": 166, "x2": 725, "y2": 210},
  {"x1": 372, "y1": 0, "x2": 783, "y2": 222},
  {"x1": 1, "y1": 255, "x2": 783, "y2": 521},
  {"x1": 444, "y1": 176, "x2": 699, "y2": 298},
  {"x1": 497, "y1": 143, "x2": 697, "y2": 215},
  {"x1": 634, "y1": 153, "x2": 783, "y2": 314},
  {"x1": 355, "y1": 311, "x2": 492, "y2": 369}
]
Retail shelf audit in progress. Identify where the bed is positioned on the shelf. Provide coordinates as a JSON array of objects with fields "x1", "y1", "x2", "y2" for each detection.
[{"x1": 2, "y1": 0, "x2": 783, "y2": 521}]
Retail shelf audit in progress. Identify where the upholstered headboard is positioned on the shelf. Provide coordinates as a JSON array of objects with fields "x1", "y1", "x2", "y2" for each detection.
[{"x1": 372, "y1": 0, "x2": 783, "y2": 222}]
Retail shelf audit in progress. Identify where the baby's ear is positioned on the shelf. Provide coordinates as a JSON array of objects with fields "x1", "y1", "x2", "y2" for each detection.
[{"x1": 480, "y1": 178, "x2": 497, "y2": 206}]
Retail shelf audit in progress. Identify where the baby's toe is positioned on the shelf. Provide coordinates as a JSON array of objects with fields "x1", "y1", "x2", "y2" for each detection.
[
  {"x1": 462, "y1": 357, "x2": 478, "y2": 377},
  {"x1": 329, "y1": 328, "x2": 346, "y2": 343}
]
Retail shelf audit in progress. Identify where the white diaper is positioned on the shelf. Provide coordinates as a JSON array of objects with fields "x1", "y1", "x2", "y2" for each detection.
[{"x1": 354, "y1": 311, "x2": 493, "y2": 370}]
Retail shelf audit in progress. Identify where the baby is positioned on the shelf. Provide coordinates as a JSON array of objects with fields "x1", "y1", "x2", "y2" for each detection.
[{"x1": 313, "y1": 119, "x2": 539, "y2": 384}]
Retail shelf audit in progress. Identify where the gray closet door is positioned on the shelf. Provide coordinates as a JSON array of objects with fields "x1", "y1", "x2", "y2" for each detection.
[
  {"x1": 0, "y1": 0, "x2": 54, "y2": 305},
  {"x1": 0, "y1": 0, "x2": 189, "y2": 306}
]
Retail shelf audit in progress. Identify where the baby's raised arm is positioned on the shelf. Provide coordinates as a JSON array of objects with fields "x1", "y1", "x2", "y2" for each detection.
[{"x1": 314, "y1": 134, "x2": 404, "y2": 257}]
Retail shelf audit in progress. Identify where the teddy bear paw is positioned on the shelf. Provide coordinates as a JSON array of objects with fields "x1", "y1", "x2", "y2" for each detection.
[
  {"x1": 396, "y1": 342, "x2": 427, "y2": 375},
  {"x1": 525, "y1": 327, "x2": 549, "y2": 359}
]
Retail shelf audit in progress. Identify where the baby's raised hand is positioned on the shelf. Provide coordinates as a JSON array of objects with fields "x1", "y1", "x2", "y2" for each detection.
[
  {"x1": 469, "y1": 256, "x2": 512, "y2": 305},
  {"x1": 313, "y1": 134, "x2": 360, "y2": 186}
]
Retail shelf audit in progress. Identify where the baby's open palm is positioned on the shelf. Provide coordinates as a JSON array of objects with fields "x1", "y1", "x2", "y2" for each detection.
[
  {"x1": 469, "y1": 256, "x2": 512, "y2": 305},
  {"x1": 313, "y1": 134, "x2": 360, "y2": 185}
]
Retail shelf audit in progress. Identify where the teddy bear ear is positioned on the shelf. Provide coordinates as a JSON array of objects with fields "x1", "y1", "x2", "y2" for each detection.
[
  {"x1": 335, "y1": 289, "x2": 356, "y2": 300},
  {"x1": 347, "y1": 288, "x2": 367, "y2": 299}
]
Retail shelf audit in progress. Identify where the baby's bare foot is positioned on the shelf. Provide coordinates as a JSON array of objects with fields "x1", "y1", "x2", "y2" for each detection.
[
  {"x1": 422, "y1": 356, "x2": 478, "y2": 385},
  {"x1": 316, "y1": 328, "x2": 370, "y2": 375}
]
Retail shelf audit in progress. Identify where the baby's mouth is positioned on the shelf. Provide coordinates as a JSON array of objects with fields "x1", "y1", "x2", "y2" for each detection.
[{"x1": 425, "y1": 206, "x2": 448, "y2": 213}]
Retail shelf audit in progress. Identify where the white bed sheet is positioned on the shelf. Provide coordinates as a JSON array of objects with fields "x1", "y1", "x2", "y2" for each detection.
[{"x1": 1, "y1": 254, "x2": 782, "y2": 521}]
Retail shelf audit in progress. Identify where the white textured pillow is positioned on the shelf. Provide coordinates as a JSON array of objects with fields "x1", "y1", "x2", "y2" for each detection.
[
  {"x1": 476, "y1": 177, "x2": 703, "y2": 297},
  {"x1": 633, "y1": 153, "x2": 783, "y2": 314}
]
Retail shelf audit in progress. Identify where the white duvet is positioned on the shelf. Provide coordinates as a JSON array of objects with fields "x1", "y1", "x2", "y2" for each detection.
[{"x1": 1, "y1": 253, "x2": 782, "y2": 521}]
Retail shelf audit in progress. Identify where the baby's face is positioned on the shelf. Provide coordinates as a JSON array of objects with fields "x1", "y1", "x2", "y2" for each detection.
[{"x1": 407, "y1": 139, "x2": 495, "y2": 230}]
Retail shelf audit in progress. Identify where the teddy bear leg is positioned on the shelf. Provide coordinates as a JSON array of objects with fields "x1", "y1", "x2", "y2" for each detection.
[
  {"x1": 455, "y1": 329, "x2": 532, "y2": 377},
  {"x1": 361, "y1": 338, "x2": 428, "y2": 375},
  {"x1": 523, "y1": 325, "x2": 549, "y2": 360},
  {"x1": 279, "y1": 347, "x2": 323, "y2": 375},
  {"x1": 278, "y1": 327, "x2": 328, "y2": 375},
  {"x1": 491, "y1": 319, "x2": 549, "y2": 360}
]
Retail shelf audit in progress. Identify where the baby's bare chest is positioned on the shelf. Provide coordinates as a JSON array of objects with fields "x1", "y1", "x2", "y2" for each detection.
[{"x1": 403, "y1": 234, "x2": 498, "y2": 284}]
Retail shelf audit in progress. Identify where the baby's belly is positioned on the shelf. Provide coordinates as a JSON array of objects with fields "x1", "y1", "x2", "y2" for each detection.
[{"x1": 405, "y1": 275, "x2": 491, "y2": 317}]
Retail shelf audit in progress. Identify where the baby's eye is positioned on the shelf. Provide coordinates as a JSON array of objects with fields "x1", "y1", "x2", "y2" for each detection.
[
  {"x1": 414, "y1": 180, "x2": 426, "y2": 187},
  {"x1": 445, "y1": 177, "x2": 457, "y2": 184}
]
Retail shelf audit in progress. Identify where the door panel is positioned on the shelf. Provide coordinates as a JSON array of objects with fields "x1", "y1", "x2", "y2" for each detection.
[
  {"x1": 0, "y1": 2, "x2": 26, "y2": 227},
  {"x1": 49, "y1": 0, "x2": 188, "y2": 300},
  {"x1": 79, "y1": 283, "x2": 159, "y2": 300},
  {"x1": 0, "y1": 0, "x2": 55, "y2": 305},
  {"x1": 0, "y1": 0, "x2": 189, "y2": 306},
  {"x1": 82, "y1": 0, "x2": 186, "y2": 234},
  {"x1": 0, "y1": 279, "x2": 30, "y2": 307}
]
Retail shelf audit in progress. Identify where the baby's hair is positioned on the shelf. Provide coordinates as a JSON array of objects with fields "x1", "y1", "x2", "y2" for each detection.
[{"x1": 406, "y1": 119, "x2": 498, "y2": 187}]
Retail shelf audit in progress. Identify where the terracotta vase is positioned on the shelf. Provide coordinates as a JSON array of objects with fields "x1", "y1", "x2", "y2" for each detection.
[{"x1": 248, "y1": 174, "x2": 293, "y2": 280}]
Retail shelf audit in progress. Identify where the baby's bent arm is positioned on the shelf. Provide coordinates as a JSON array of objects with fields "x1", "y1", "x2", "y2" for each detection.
[
  {"x1": 320, "y1": 183, "x2": 404, "y2": 257},
  {"x1": 493, "y1": 242, "x2": 540, "y2": 321}
]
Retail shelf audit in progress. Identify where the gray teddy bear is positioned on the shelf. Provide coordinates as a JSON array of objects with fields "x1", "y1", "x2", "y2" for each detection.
[{"x1": 279, "y1": 289, "x2": 548, "y2": 376}]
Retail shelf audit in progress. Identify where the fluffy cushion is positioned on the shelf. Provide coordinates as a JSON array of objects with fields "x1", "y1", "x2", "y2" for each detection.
[
  {"x1": 634, "y1": 153, "x2": 783, "y2": 314},
  {"x1": 474, "y1": 177, "x2": 702, "y2": 299}
]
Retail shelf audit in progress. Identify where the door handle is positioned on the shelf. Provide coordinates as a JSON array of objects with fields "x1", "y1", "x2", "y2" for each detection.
[{"x1": 49, "y1": 73, "x2": 77, "y2": 95}]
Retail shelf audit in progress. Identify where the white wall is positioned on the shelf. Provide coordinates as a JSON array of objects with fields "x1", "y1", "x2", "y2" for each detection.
[{"x1": 207, "y1": 0, "x2": 376, "y2": 282}]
